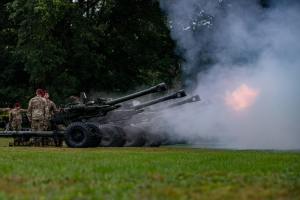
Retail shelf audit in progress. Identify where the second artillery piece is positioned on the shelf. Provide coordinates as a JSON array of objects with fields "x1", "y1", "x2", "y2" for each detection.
[{"x1": 0, "y1": 83, "x2": 201, "y2": 147}]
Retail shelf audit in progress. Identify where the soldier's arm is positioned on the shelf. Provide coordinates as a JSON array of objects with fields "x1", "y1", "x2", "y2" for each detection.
[
  {"x1": 27, "y1": 100, "x2": 32, "y2": 121},
  {"x1": 0, "y1": 108, "x2": 10, "y2": 112},
  {"x1": 8, "y1": 111, "x2": 12, "y2": 123},
  {"x1": 52, "y1": 102, "x2": 58, "y2": 113},
  {"x1": 20, "y1": 109, "x2": 27, "y2": 112},
  {"x1": 43, "y1": 99, "x2": 47, "y2": 119}
]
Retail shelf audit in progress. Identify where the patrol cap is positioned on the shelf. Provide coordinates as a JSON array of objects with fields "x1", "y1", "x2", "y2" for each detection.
[{"x1": 14, "y1": 102, "x2": 20, "y2": 108}]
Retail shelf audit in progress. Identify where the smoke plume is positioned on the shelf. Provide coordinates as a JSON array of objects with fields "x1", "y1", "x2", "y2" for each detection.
[{"x1": 158, "y1": 0, "x2": 300, "y2": 149}]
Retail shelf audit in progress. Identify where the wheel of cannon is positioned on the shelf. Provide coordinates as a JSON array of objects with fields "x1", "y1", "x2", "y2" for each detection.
[
  {"x1": 123, "y1": 126, "x2": 146, "y2": 147},
  {"x1": 65, "y1": 122, "x2": 100, "y2": 148},
  {"x1": 85, "y1": 122, "x2": 102, "y2": 147},
  {"x1": 144, "y1": 132, "x2": 162, "y2": 147},
  {"x1": 99, "y1": 125, "x2": 125, "y2": 147}
]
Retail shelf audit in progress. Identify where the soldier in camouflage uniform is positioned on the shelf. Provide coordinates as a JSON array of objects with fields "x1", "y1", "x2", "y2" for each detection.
[
  {"x1": 44, "y1": 91, "x2": 57, "y2": 131},
  {"x1": 43, "y1": 91, "x2": 63, "y2": 146},
  {"x1": 27, "y1": 89, "x2": 46, "y2": 131},
  {"x1": 9, "y1": 102, "x2": 26, "y2": 131},
  {"x1": 9, "y1": 103, "x2": 27, "y2": 146},
  {"x1": 68, "y1": 96, "x2": 81, "y2": 105}
]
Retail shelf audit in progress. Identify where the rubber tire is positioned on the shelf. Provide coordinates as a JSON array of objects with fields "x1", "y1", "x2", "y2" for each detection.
[
  {"x1": 144, "y1": 132, "x2": 162, "y2": 147},
  {"x1": 85, "y1": 122, "x2": 102, "y2": 147},
  {"x1": 99, "y1": 125, "x2": 125, "y2": 147},
  {"x1": 123, "y1": 126, "x2": 146, "y2": 147},
  {"x1": 65, "y1": 122, "x2": 99, "y2": 148}
]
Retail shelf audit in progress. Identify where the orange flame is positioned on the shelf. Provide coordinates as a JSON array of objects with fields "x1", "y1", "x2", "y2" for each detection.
[{"x1": 226, "y1": 84, "x2": 259, "y2": 111}]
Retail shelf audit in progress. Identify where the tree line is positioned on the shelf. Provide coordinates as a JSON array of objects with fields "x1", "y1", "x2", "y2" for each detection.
[{"x1": 0, "y1": 0, "x2": 180, "y2": 106}]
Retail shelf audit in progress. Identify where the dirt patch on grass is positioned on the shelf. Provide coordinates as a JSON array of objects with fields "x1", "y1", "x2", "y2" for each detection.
[{"x1": 0, "y1": 176, "x2": 31, "y2": 197}]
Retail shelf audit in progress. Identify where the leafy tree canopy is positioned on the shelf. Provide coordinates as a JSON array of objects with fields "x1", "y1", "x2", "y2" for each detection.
[{"x1": 0, "y1": 0, "x2": 180, "y2": 106}]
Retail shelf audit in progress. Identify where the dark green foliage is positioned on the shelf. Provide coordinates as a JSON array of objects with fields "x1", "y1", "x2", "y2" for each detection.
[{"x1": 0, "y1": 0, "x2": 180, "y2": 105}]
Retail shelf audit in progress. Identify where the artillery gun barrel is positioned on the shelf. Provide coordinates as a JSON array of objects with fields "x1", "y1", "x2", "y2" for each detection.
[
  {"x1": 63, "y1": 104, "x2": 117, "y2": 112},
  {"x1": 133, "y1": 90, "x2": 186, "y2": 110},
  {"x1": 106, "y1": 83, "x2": 167, "y2": 105},
  {"x1": 168, "y1": 95, "x2": 201, "y2": 108}
]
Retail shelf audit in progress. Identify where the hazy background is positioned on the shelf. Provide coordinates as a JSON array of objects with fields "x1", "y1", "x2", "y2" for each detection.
[{"x1": 158, "y1": 0, "x2": 300, "y2": 149}]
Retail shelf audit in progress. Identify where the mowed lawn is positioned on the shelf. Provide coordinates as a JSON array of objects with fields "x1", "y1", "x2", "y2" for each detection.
[{"x1": 0, "y1": 140, "x2": 299, "y2": 200}]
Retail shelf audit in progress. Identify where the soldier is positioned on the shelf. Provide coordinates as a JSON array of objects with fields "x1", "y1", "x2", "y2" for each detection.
[
  {"x1": 68, "y1": 95, "x2": 81, "y2": 105},
  {"x1": 9, "y1": 102, "x2": 26, "y2": 131},
  {"x1": 27, "y1": 89, "x2": 46, "y2": 131},
  {"x1": 8, "y1": 103, "x2": 27, "y2": 146},
  {"x1": 43, "y1": 91, "x2": 63, "y2": 146},
  {"x1": 44, "y1": 90, "x2": 57, "y2": 130}
]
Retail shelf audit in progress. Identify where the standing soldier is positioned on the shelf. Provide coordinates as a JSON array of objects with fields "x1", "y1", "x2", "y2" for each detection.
[
  {"x1": 9, "y1": 102, "x2": 26, "y2": 131},
  {"x1": 44, "y1": 90, "x2": 57, "y2": 131},
  {"x1": 9, "y1": 102, "x2": 27, "y2": 146},
  {"x1": 27, "y1": 89, "x2": 46, "y2": 131}
]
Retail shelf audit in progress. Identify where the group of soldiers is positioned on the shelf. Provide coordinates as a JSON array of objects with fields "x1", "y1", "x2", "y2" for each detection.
[{"x1": 1, "y1": 89, "x2": 57, "y2": 132}]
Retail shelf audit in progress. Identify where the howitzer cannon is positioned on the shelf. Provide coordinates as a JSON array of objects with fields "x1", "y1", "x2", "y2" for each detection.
[
  {"x1": 62, "y1": 88, "x2": 189, "y2": 148},
  {"x1": 167, "y1": 95, "x2": 200, "y2": 108},
  {"x1": 52, "y1": 83, "x2": 168, "y2": 126},
  {"x1": 0, "y1": 83, "x2": 201, "y2": 148}
]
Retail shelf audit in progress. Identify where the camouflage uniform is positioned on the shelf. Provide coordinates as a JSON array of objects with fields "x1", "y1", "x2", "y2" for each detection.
[
  {"x1": 0, "y1": 108, "x2": 10, "y2": 112},
  {"x1": 27, "y1": 96, "x2": 46, "y2": 131},
  {"x1": 9, "y1": 108, "x2": 23, "y2": 131},
  {"x1": 44, "y1": 99, "x2": 57, "y2": 130},
  {"x1": 69, "y1": 96, "x2": 81, "y2": 105}
]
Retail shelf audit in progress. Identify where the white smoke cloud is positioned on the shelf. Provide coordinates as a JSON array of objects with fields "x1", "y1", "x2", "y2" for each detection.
[{"x1": 159, "y1": 0, "x2": 300, "y2": 149}]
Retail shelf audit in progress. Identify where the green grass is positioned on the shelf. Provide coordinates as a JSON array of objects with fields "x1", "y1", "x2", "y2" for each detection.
[{"x1": 0, "y1": 140, "x2": 299, "y2": 200}]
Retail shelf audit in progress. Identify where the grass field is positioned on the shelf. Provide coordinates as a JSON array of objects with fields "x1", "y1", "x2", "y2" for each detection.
[{"x1": 0, "y1": 139, "x2": 299, "y2": 200}]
